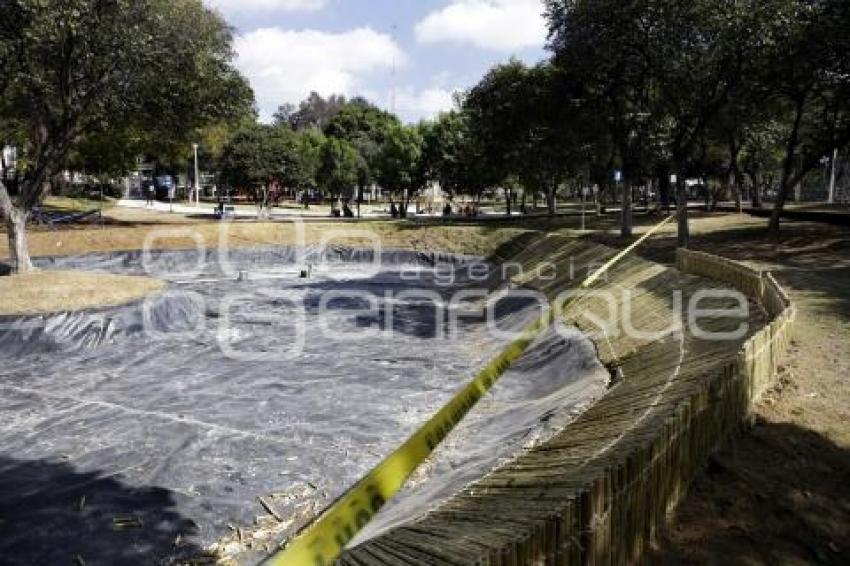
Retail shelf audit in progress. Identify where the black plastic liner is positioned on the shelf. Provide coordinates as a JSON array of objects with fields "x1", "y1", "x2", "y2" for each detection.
[{"x1": 0, "y1": 248, "x2": 606, "y2": 565}]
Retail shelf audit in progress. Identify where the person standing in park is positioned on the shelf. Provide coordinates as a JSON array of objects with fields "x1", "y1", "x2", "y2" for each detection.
[{"x1": 145, "y1": 182, "x2": 155, "y2": 207}]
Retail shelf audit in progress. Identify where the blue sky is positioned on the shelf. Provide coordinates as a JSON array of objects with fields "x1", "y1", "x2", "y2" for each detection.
[{"x1": 204, "y1": 0, "x2": 549, "y2": 123}]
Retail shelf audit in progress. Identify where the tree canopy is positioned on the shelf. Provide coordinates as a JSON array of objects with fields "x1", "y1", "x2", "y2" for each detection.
[
  {"x1": 3, "y1": 0, "x2": 849, "y2": 266},
  {"x1": 541, "y1": 0, "x2": 850, "y2": 240},
  {"x1": 0, "y1": 0, "x2": 253, "y2": 271},
  {"x1": 376, "y1": 125, "x2": 426, "y2": 217},
  {"x1": 317, "y1": 138, "x2": 360, "y2": 205}
]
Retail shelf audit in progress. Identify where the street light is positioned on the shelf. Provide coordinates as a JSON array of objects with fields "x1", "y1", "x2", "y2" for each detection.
[{"x1": 192, "y1": 143, "x2": 200, "y2": 206}]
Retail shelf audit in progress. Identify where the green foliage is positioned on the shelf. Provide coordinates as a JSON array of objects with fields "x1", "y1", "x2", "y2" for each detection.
[
  {"x1": 420, "y1": 112, "x2": 467, "y2": 197},
  {"x1": 67, "y1": 130, "x2": 145, "y2": 179},
  {"x1": 317, "y1": 138, "x2": 360, "y2": 198},
  {"x1": 295, "y1": 128, "x2": 327, "y2": 191},
  {"x1": 220, "y1": 125, "x2": 315, "y2": 191},
  {"x1": 461, "y1": 60, "x2": 599, "y2": 210},
  {"x1": 421, "y1": 110, "x2": 490, "y2": 199},
  {"x1": 324, "y1": 100, "x2": 400, "y2": 189},
  {"x1": 274, "y1": 92, "x2": 349, "y2": 131},
  {"x1": 0, "y1": 0, "x2": 254, "y2": 208},
  {"x1": 375, "y1": 125, "x2": 425, "y2": 202},
  {"x1": 544, "y1": 0, "x2": 850, "y2": 236},
  {"x1": 324, "y1": 101, "x2": 399, "y2": 146}
]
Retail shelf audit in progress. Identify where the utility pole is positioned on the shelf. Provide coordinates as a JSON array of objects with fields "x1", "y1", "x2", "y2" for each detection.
[{"x1": 390, "y1": 24, "x2": 397, "y2": 115}]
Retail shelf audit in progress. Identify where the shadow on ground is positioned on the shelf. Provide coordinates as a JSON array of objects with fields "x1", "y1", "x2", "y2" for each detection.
[
  {"x1": 651, "y1": 420, "x2": 850, "y2": 565},
  {"x1": 0, "y1": 456, "x2": 202, "y2": 565}
]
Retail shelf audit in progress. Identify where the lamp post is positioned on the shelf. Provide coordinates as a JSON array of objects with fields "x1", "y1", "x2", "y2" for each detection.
[{"x1": 192, "y1": 143, "x2": 200, "y2": 206}]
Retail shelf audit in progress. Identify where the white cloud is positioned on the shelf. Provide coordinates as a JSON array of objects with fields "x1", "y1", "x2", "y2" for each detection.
[
  {"x1": 234, "y1": 27, "x2": 406, "y2": 121},
  {"x1": 415, "y1": 0, "x2": 547, "y2": 52},
  {"x1": 205, "y1": 0, "x2": 327, "y2": 16},
  {"x1": 396, "y1": 87, "x2": 458, "y2": 121}
]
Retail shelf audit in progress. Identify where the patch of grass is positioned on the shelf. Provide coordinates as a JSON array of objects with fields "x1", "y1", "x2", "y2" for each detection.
[
  {"x1": 0, "y1": 270, "x2": 165, "y2": 316},
  {"x1": 42, "y1": 196, "x2": 117, "y2": 213}
]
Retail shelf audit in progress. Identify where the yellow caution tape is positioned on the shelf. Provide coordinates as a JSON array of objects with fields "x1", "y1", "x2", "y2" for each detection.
[
  {"x1": 263, "y1": 215, "x2": 674, "y2": 566},
  {"x1": 581, "y1": 215, "x2": 675, "y2": 289}
]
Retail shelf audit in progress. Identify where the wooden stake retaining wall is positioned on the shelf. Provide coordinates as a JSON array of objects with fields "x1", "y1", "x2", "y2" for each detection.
[{"x1": 339, "y1": 240, "x2": 795, "y2": 566}]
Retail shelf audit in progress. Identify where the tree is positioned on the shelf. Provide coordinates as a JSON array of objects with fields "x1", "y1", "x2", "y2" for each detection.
[
  {"x1": 546, "y1": 0, "x2": 765, "y2": 244},
  {"x1": 67, "y1": 129, "x2": 146, "y2": 183},
  {"x1": 546, "y1": 0, "x2": 662, "y2": 236},
  {"x1": 220, "y1": 125, "x2": 312, "y2": 214},
  {"x1": 421, "y1": 111, "x2": 464, "y2": 199},
  {"x1": 323, "y1": 100, "x2": 398, "y2": 143},
  {"x1": 463, "y1": 61, "x2": 531, "y2": 211},
  {"x1": 0, "y1": 0, "x2": 253, "y2": 272},
  {"x1": 518, "y1": 63, "x2": 598, "y2": 218},
  {"x1": 758, "y1": 0, "x2": 850, "y2": 234},
  {"x1": 192, "y1": 104, "x2": 259, "y2": 177},
  {"x1": 375, "y1": 125, "x2": 425, "y2": 218},
  {"x1": 324, "y1": 101, "x2": 399, "y2": 217},
  {"x1": 293, "y1": 128, "x2": 326, "y2": 193},
  {"x1": 274, "y1": 92, "x2": 348, "y2": 131},
  {"x1": 317, "y1": 138, "x2": 360, "y2": 211},
  {"x1": 464, "y1": 60, "x2": 597, "y2": 217},
  {"x1": 420, "y1": 109, "x2": 495, "y2": 209},
  {"x1": 652, "y1": 0, "x2": 758, "y2": 246},
  {"x1": 739, "y1": 119, "x2": 786, "y2": 208}
]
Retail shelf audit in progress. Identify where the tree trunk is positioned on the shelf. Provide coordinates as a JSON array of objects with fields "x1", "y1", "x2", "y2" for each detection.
[
  {"x1": 357, "y1": 185, "x2": 363, "y2": 219},
  {"x1": 676, "y1": 175, "x2": 689, "y2": 249},
  {"x1": 546, "y1": 184, "x2": 557, "y2": 217},
  {"x1": 399, "y1": 192, "x2": 408, "y2": 219},
  {"x1": 620, "y1": 181, "x2": 632, "y2": 238},
  {"x1": 750, "y1": 171, "x2": 763, "y2": 208},
  {"x1": 730, "y1": 167, "x2": 742, "y2": 213},
  {"x1": 769, "y1": 168, "x2": 793, "y2": 234},
  {"x1": 1, "y1": 178, "x2": 34, "y2": 273},
  {"x1": 6, "y1": 208, "x2": 33, "y2": 273},
  {"x1": 505, "y1": 188, "x2": 512, "y2": 217},
  {"x1": 728, "y1": 139, "x2": 743, "y2": 213},
  {"x1": 769, "y1": 97, "x2": 805, "y2": 235}
]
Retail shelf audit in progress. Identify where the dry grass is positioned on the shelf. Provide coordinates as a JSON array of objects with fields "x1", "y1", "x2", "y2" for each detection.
[
  {"x1": 1, "y1": 216, "x2": 528, "y2": 261},
  {"x1": 0, "y1": 270, "x2": 165, "y2": 316}
]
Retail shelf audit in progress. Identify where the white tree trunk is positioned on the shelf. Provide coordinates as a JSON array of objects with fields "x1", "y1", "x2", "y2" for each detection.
[{"x1": 6, "y1": 208, "x2": 33, "y2": 273}]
